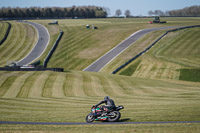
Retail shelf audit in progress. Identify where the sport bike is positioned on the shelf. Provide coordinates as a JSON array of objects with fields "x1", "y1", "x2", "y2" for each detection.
[{"x1": 86, "y1": 105, "x2": 124, "y2": 123}]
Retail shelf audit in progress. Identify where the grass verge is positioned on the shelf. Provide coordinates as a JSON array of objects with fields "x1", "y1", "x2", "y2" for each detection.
[
  {"x1": 0, "y1": 123, "x2": 200, "y2": 133},
  {"x1": 119, "y1": 60, "x2": 141, "y2": 76},
  {"x1": 179, "y1": 69, "x2": 200, "y2": 82}
]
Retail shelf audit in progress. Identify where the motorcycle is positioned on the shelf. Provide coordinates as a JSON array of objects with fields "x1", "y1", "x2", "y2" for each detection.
[{"x1": 86, "y1": 105, "x2": 124, "y2": 123}]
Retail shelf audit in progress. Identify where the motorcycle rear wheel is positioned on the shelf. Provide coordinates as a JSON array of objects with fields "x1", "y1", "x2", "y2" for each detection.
[
  {"x1": 107, "y1": 111, "x2": 121, "y2": 122},
  {"x1": 86, "y1": 113, "x2": 95, "y2": 123}
]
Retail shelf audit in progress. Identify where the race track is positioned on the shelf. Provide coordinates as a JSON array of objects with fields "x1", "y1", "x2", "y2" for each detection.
[
  {"x1": 17, "y1": 21, "x2": 50, "y2": 66},
  {"x1": 83, "y1": 26, "x2": 180, "y2": 72},
  {"x1": 0, "y1": 121, "x2": 199, "y2": 125}
]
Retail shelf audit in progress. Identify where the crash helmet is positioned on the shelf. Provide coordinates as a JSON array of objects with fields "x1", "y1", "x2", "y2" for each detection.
[{"x1": 104, "y1": 96, "x2": 110, "y2": 101}]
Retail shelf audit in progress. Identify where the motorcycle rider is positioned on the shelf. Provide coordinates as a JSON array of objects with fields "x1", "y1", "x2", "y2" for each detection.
[{"x1": 95, "y1": 96, "x2": 116, "y2": 112}]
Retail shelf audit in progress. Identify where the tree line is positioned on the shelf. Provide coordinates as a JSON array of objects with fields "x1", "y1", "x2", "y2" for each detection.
[
  {"x1": 115, "y1": 9, "x2": 132, "y2": 17},
  {"x1": 0, "y1": 6, "x2": 107, "y2": 19},
  {"x1": 148, "y1": 5, "x2": 200, "y2": 17}
]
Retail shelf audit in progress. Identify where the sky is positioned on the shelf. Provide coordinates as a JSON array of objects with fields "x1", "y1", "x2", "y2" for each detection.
[{"x1": 1, "y1": 0, "x2": 200, "y2": 16}]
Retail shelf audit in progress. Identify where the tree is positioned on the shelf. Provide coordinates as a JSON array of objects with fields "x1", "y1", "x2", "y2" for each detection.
[
  {"x1": 115, "y1": 9, "x2": 122, "y2": 17},
  {"x1": 154, "y1": 10, "x2": 164, "y2": 16},
  {"x1": 95, "y1": 10, "x2": 107, "y2": 18},
  {"x1": 0, "y1": 6, "x2": 108, "y2": 18},
  {"x1": 103, "y1": 7, "x2": 110, "y2": 16},
  {"x1": 148, "y1": 10, "x2": 154, "y2": 16},
  {"x1": 124, "y1": 10, "x2": 131, "y2": 17},
  {"x1": 7, "y1": 8, "x2": 13, "y2": 18}
]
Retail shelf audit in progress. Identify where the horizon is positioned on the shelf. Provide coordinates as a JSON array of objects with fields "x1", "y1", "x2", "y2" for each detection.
[{"x1": 1, "y1": 0, "x2": 200, "y2": 16}]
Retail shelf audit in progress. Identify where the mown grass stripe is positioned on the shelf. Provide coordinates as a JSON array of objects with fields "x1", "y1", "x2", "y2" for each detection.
[
  {"x1": 72, "y1": 72, "x2": 86, "y2": 97},
  {"x1": 0, "y1": 22, "x2": 20, "y2": 58},
  {"x1": 6, "y1": 23, "x2": 26, "y2": 59},
  {"x1": 28, "y1": 72, "x2": 51, "y2": 98},
  {"x1": 52, "y1": 73, "x2": 66, "y2": 98},
  {"x1": 172, "y1": 32, "x2": 193, "y2": 57},
  {"x1": 108, "y1": 78, "x2": 129, "y2": 96},
  {"x1": 63, "y1": 73, "x2": 74, "y2": 97},
  {"x1": 98, "y1": 75, "x2": 118, "y2": 97},
  {"x1": 0, "y1": 22, "x2": 8, "y2": 41},
  {"x1": 82, "y1": 73, "x2": 95, "y2": 96},
  {"x1": 17, "y1": 72, "x2": 38, "y2": 98},
  {"x1": 2, "y1": 72, "x2": 34, "y2": 98},
  {"x1": 42, "y1": 73, "x2": 57, "y2": 97},
  {"x1": 89, "y1": 74, "x2": 107, "y2": 96},
  {"x1": 0, "y1": 73, "x2": 8, "y2": 88},
  {"x1": 50, "y1": 30, "x2": 93, "y2": 61},
  {"x1": 0, "y1": 73, "x2": 19, "y2": 97},
  {"x1": 13, "y1": 24, "x2": 37, "y2": 60}
]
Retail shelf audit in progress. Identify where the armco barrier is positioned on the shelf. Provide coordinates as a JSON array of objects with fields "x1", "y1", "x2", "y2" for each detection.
[
  {"x1": 0, "y1": 66, "x2": 64, "y2": 72},
  {"x1": 112, "y1": 25, "x2": 200, "y2": 74},
  {"x1": 0, "y1": 22, "x2": 11, "y2": 45},
  {"x1": 43, "y1": 30, "x2": 63, "y2": 67}
]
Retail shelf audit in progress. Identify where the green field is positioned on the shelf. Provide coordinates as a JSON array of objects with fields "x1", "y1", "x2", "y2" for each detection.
[
  {"x1": 0, "y1": 70, "x2": 199, "y2": 122},
  {"x1": 0, "y1": 17, "x2": 200, "y2": 132},
  {"x1": 0, "y1": 71, "x2": 200, "y2": 132}
]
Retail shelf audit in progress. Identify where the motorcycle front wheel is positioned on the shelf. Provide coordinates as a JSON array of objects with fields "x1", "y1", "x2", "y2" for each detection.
[
  {"x1": 86, "y1": 113, "x2": 95, "y2": 123},
  {"x1": 107, "y1": 111, "x2": 121, "y2": 122}
]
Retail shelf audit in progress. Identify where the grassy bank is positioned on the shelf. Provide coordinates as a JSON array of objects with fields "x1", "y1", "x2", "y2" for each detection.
[
  {"x1": 0, "y1": 21, "x2": 37, "y2": 66},
  {"x1": 0, "y1": 71, "x2": 200, "y2": 123},
  {"x1": 0, "y1": 22, "x2": 9, "y2": 41},
  {"x1": 112, "y1": 25, "x2": 200, "y2": 81}
]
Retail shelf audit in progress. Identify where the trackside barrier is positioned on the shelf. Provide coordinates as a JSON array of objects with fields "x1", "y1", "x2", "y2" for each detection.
[
  {"x1": 43, "y1": 30, "x2": 63, "y2": 67},
  {"x1": 112, "y1": 25, "x2": 200, "y2": 74},
  {"x1": 0, "y1": 66, "x2": 64, "y2": 72},
  {"x1": 30, "y1": 60, "x2": 41, "y2": 67},
  {"x1": 0, "y1": 22, "x2": 11, "y2": 45}
]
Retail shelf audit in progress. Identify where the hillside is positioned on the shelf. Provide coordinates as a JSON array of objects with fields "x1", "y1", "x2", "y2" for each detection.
[
  {"x1": 0, "y1": 70, "x2": 200, "y2": 123},
  {"x1": 30, "y1": 17, "x2": 200, "y2": 73},
  {"x1": 30, "y1": 18, "x2": 177, "y2": 70},
  {"x1": 112, "y1": 26, "x2": 200, "y2": 82},
  {"x1": 0, "y1": 18, "x2": 200, "y2": 132}
]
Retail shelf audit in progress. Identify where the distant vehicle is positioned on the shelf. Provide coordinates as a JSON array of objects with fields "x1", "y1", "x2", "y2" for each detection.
[
  {"x1": 150, "y1": 16, "x2": 166, "y2": 24},
  {"x1": 48, "y1": 20, "x2": 58, "y2": 25},
  {"x1": 86, "y1": 24, "x2": 98, "y2": 29}
]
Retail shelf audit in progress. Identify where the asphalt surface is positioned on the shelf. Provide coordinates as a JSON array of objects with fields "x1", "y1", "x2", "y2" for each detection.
[
  {"x1": 0, "y1": 121, "x2": 200, "y2": 125},
  {"x1": 17, "y1": 21, "x2": 50, "y2": 66},
  {"x1": 83, "y1": 26, "x2": 180, "y2": 72}
]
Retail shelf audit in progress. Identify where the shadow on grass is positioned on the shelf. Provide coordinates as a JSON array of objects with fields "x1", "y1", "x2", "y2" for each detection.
[
  {"x1": 118, "y1": 118, "x2": 131, "y2": 122},
  {"x1": 100, "y1": 118, "x2": 131, "y2": 123}
]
